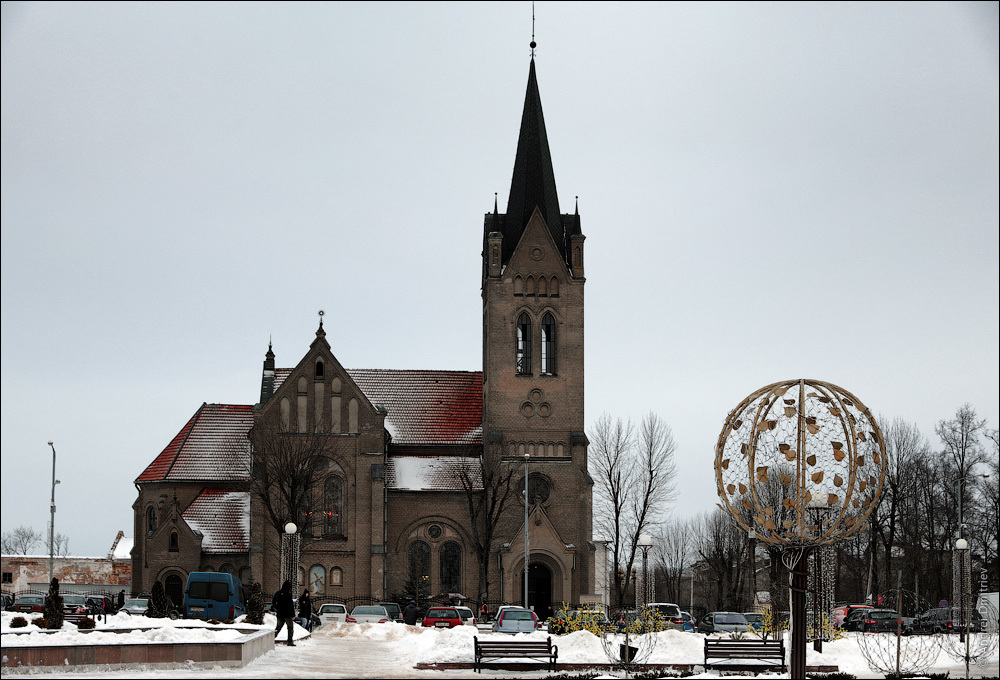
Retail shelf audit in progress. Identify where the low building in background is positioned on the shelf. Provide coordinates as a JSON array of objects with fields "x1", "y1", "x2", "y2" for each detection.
[{"x1": 1, "y1": 531, "x2": 132, "y2": 594}]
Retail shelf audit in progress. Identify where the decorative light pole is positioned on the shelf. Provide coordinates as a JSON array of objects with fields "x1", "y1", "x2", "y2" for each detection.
[
  {"x1": 715, "y1": 379, "x2": 886, "y2": 679},
  {"x1": 280, "y1": 522, "x2": 300, "y2": 592},
  {"x1": 638, "y1": 534, "x2": 652, "y2": 608},
  {"x1": 523, "y1": 453, "x2": 530, "y2": 609},
  {"x1": 46, "y1": 441, "x2": 59, "y2": 582}
]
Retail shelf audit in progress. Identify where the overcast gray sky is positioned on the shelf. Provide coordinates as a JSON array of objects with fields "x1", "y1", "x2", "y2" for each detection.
[{"x1": 2, "y1": 2, "x2": 998, "y2": 557}]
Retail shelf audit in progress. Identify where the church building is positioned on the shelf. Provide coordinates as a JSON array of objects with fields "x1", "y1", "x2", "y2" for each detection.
[{"x1": 131, "y1": 53, "x2": 594, "y2": 620}]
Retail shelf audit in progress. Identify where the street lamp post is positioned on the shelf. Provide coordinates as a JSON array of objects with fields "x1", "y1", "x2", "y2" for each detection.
[
  {"x1": 638, "y1": 534, "x2": 652, "y2": 608},
  {"x1": 47, "y1": 441, "x2": 59, "y2": 583},
  {"x1": 523, "y1": 453, "x2": 530, "y2": 609}
]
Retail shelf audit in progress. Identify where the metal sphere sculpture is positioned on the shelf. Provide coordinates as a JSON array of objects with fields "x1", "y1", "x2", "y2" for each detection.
[
  {"x1": 715, "y1": 379, "x2": 887, "y2": 546},
  {"x1": 855, "y1": 589, "x2": 943, "y2": 676}
]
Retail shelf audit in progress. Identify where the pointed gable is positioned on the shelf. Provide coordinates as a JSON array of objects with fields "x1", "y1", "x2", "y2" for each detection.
[
  {"x1": 505, "y1": 206, "x2": 572, "y2": 278},
  {"x1": 136, "y1": 404, "x2": 252, "y2": 483}
]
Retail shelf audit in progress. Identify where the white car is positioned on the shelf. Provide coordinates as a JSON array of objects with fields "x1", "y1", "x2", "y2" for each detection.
[
  {"x1": 347, "y1": 605, "x2": 391, "y2": 624},
  {"x1": 454, "y1": 605, "x2": 476, "y2": 626},
  {"x1": 317, "y1": 602, "x2": 348, "y2": 625}
]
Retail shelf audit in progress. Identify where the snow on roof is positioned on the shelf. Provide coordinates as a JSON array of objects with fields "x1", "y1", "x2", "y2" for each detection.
[
  {"x1": 112, "y1": 536, "x2": 133, "y2": 560},
  {"x1": 136, "y1": 404, "x2": 252, "y2": 483},
  {"x1": 274, "y1": 367, "x2": 483, "y2": 446},
  {"x1": 182, "y1": 489, "x2": 250, "y2": 553},
  {"x1": 386, "y1": 455, "x2": 482, "y2": 491}
]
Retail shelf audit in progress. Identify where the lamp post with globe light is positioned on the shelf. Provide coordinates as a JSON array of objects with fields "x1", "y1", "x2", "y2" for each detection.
[
  {"x1": 47, "y1": 441, "x2": 60, "y2": 583},
  {"x1": 638, "y1": 534, "x2": 652, "y2": 608},
  {"x1": 280, "y1": 522, "x2": 300, "y2": 592},
  {"x1": 523, "y1": 453, "x2": 530, "y2": 609}
]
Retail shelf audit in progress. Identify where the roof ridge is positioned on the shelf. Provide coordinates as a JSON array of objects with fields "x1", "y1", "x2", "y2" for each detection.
[{"x1": 163, "y1": 402, "x2": 207, "y2": 479}]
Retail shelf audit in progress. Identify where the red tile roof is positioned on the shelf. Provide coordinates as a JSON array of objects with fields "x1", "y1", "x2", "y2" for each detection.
[
  {"x1": 275, "y1": 368, "x2": 483, "y2": 446},
  {"x1": 136, "y1": 404, "x2": 253, "y2": 483},
  {"x1": 182, "y1": 488, "x2": 250, "y2": 553}
]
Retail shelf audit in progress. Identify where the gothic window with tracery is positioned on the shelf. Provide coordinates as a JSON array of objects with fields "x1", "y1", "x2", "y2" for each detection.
[
  {"x1": 516, "y1": 313, "x2": 532, "y2": 374},
  {"x1": 324, "y1": 476, "x2": 344, "y2": 536},
  {"x1": 541, "y1": 313, "x2": 556, "y2": 375},
  {"x1": 440, "y1": 542, "x2": 462, "y2": 593}
]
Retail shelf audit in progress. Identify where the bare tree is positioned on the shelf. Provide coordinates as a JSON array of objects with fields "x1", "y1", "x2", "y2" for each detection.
[
  {"x1": 693, "y1": 509, "x2": 749, "y2": 611},
  {"x1": 935, "y1": 404, "x2": 988, "y2": 539},
  {"x1": 1, "y1": 525, "x2": 42, "y2": 554},
  {"x1": 874, "y1": 417, "x2": 927, "y2": 590},
  {"x1": 653, "y1": 516, "x2": 693, "y2": 604},
  {"x1": 590, "y1": 412, "x2": 678, "y2": 607},
  {"x1": 455, "y1": 439, "x2": 519, "y2": 604},
  {"x1": 248, "y1": 417, "x2": 334, "y2": 539},
  {"x1": 53, "y1": 532, "x2": 70, "y2": 557}
]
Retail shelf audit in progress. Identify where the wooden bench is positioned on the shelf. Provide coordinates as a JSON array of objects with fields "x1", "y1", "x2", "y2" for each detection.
[
  {"x1": 474, "y1": 635, "x2": 558, "y2": 673},
  {"x1": 704, "y1": 638, "x2": 786, "y2": 674}
]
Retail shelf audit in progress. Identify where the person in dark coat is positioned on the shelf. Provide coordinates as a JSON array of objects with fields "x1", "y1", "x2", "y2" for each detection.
[
  {"x1": 297, "y1": 590, "x2": 312, "y2": 632},
  {"x1": 118, "y1": 590, "x2": 126, "y2": 610},
  {"x1": 273, "y1": 581, "x2": 296, "y2": 646},
  {"x1": 403, "y1": 600, "x2": 418, "y2": 626}
]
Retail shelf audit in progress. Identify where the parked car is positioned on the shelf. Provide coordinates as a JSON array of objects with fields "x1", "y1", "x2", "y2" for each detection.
[
  {"x1": 647, "y1": 602, "x2": 685, "y2": 631},
  {"x1": 1, "y1": 593, "x2": 13, "y2": 611},
  {"x1": 316, "y1": 602, "x2": 348, "y2": 625},
  {"x1": 62, "y1": 595, "x2": 89, "y2": 614},
  {"x1": 453, "y1": 605, "x2": 476, "y2": 626},
  {"x1": 743, "y1": 611, "x2": 764, "y2": 633},
  {"x1": 681, "y1": 611, "x2": 695, "y2": 632},
  {"x1": 120, "y1": 597, "x2": 150, "y2": 616},
  {"x1": 842, "y1": 608, "x2": 876, "y2": 632},
  {"x1": 8, "y1": 595, "x2": 44, "y2": 613},
  {"x1": 697, "y1": 611, "x2": 750, "y2": 634},
  {"x1": 86, "y1": 595, "x2": 117, "y2": 615},
  {"x1": 834, "y1": 604, "x2": 873, "y2": 628},
  {"x1": 182, "y1": 572, "x2": 245, "y2": 620},
  {"x1": 912, "y1": 607, "x2": 984, "y2": 635},
  {"x1": 492, "y1": 606, "x2": 539, "y2": 634},
  {"x1": 347, "y1": 605, "x2": 391, "y2": 624},
  {"x1": 858, "y1": 609, "x2": 905, "y2": 633},
  {"x1": 422, "y1": 606, "x2": 463, "y2": 629},
  {"x1": 376, "y1": 601, "x2": 403, "y2": 623}
]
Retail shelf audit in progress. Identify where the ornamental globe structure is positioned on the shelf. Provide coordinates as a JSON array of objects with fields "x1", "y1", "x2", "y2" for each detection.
[{"x1": 715, "y1": 379, "x2": 887, "y2": 547}]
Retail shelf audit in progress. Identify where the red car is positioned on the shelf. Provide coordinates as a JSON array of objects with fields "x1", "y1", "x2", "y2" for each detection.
[{"x1": 421, "y1": 606, "x2": 463, "y2": 629}]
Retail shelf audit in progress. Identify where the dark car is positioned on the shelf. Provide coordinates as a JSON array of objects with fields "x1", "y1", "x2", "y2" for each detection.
[
  {"x1": 9, "y1": 595, "x2": 45, "y2": 613},
  {"x1": 376, "y1": 601, "x2": 403, "y2": 623},
  {"x1": 913, "y1": 607, "x2": 983, "y2": 635},
  {"x1": 842, "y1": 608, "x2": 873, "y2": 632},
  {"x1": 86, "y1": 595, "x2": 117, "y2": 615},
  {"x1": 858, "y1": 609, "x2": 904, "y2": 633}
]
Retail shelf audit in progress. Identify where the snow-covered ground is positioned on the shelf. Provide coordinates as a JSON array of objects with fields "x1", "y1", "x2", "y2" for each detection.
[{"x1": 3, "y1": 611, "x2": 997, "y2": 678}]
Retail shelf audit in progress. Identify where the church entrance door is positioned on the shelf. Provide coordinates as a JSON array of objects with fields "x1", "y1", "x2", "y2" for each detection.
[
  {"x1": 165, "y1": 574, "x2": 184, "y2": 610},
  {"x1": 527, "y1": 562, "x2": 552, "y2": 620}
]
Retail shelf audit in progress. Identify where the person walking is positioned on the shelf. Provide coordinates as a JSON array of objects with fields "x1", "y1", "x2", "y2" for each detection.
[
  {"x1": 297, "y1": 590, "x2": 312, "y2": 632},
  {"x1": 117, "y1": 590, "x2": 126, "y2": 611},
  {"x1": 403, "y1": 600, "x2": 418, "y2": 625},
  {"x1": 273, "y1": 581, "x2": 296, "y2": 646}
]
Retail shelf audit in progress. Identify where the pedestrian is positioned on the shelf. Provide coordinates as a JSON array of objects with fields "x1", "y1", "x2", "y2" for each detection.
[
  {"x1": 297, "y1": 590, "x2": 312, "y2": 632},
  {"x1": 403, "y1": 600, "x2": 418, "y2": 625},
  {"x1": 273, "y1": 581, "x2": 296, "y2": 646},
  {"x1": 480, "y1": 602, "x2": 488, "y2": 622},
  {"x1": 118, "y1": 589, "x2": 126, "y2": 610}
]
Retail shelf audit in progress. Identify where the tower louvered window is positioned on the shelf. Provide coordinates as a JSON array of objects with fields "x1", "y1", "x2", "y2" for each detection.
[
  {"x1": 516, "y1": 313, "x2": 532, "y2": 374},
  {"x1": 541, "y1": 313, "x2": 556, "y2": 375}
]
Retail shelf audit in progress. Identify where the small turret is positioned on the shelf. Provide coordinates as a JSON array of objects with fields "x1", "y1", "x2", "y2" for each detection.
[{"x1": 259, "y1": 341, "x2": 276, "y2": 405}]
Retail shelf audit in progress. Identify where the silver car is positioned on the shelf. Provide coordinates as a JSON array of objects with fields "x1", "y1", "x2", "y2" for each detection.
[
  {"x1": 698, "y1": 611, "x2": 750, "y2": 634},
  {"x1": 121, "y1": 597, "x2": 150, "y2": 615},
  {"x1": 347, "y1": 605, "x2": 391, "y2": 624},
  {"x1": 492, "y1": 606, "x2": 539, "y2": 634}
]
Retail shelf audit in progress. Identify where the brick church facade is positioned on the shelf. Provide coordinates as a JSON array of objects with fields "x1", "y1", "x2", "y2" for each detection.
[{"x1": 131, "y1": 55, "x2": 595, "y2": 618}]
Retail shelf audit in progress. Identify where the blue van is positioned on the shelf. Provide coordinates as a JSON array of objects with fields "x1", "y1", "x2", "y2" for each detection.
[{"x1": 183, "y1": 572, "x2": 245, "y2": 620}]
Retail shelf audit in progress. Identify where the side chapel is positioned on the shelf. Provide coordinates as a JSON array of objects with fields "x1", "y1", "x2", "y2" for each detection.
[{"x1": 131, "y1": 53, "x2": 594, "y2": 619}]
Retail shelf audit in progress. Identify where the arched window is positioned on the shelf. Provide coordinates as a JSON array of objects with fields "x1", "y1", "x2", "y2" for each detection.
[
  {"x1": 146, "y1": 507, "x2": 157, "y2": 535},
  {"x1": 525, "y1": 276, "x2": 535, "y2": 296},
  {"x1": 348, "y1": 398, "x2": 359, "y2": 433},
  {"x1": 169, "y1": 531, "x2": 179, "y2": 552},
  {"x1": 408, "y1": 541, "x2": 430, "y2": 588},
  {"x1": 315, "y1": 360, "x2": 324, "y2": 378},
  {"x1": 324, "y1": 476, "x2": 345, "y2": 536},
  {"x1": 309, "y1": 565, "x2": 326, "y2": 595},
  {"x1": 280, "y1": 397, "x2": 291, "y2": 430},
  {"x1": 549, "y1": 276, "x2": 559, "y2": 297},
  {"x1": 220, "y1": 563, "x2": 235, "y2": 575},
  {"x1": 514, "y1": 275, "x2": 524, "y2": 296},
  {"x1": 516, "y1": 313, "x2": 531, "y2": 375},
  {"x1": 541, "y1": 313, "x2": 556, "y2": 375},
  {"x1": 440, "y1": 542, "x2": 462, "y2": 593},
  {"x1": 537, "y1": 277, "x2": 547, "y2": 296}
]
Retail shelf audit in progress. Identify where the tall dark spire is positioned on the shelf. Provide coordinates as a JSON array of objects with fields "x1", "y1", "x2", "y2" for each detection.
[{"x1": 502, "y1": 56, "x2": 562, "y2": 264}]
